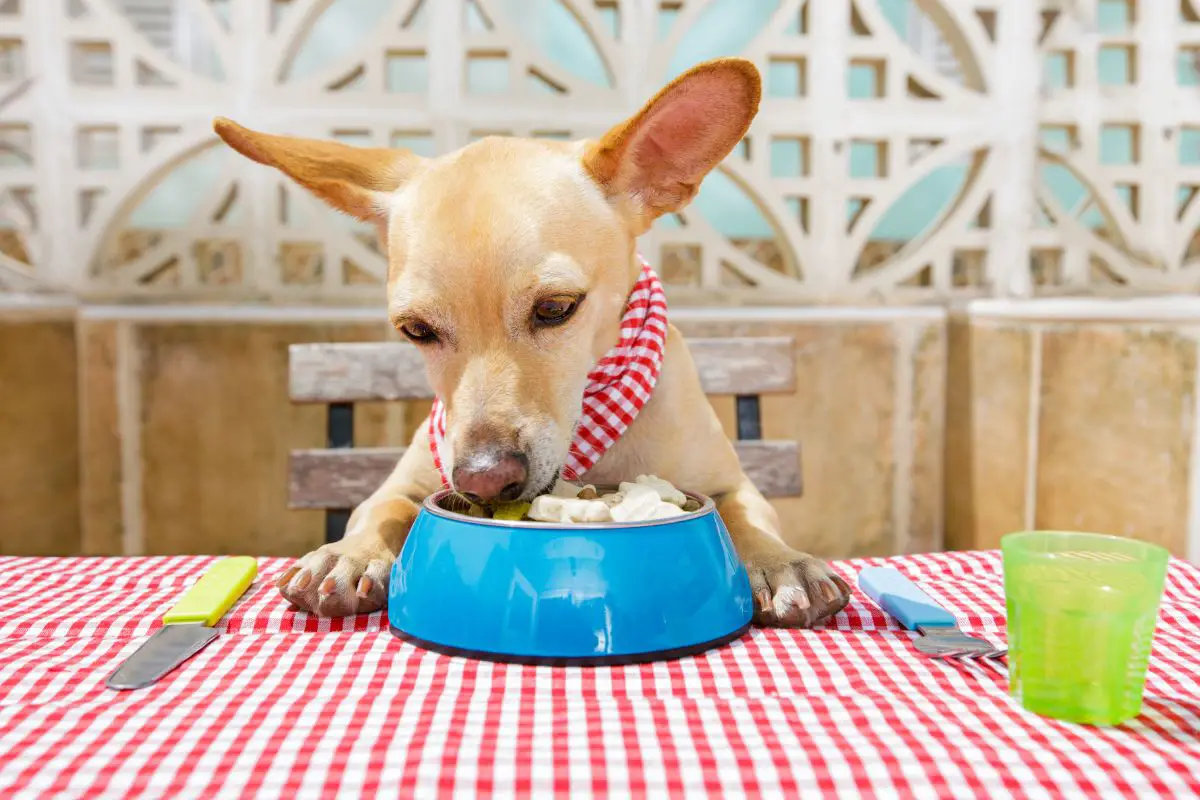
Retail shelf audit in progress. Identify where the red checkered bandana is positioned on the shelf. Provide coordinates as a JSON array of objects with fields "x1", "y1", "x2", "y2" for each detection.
[{"x1": 428, "y1": 256, "x2": 668, "y2": 486}]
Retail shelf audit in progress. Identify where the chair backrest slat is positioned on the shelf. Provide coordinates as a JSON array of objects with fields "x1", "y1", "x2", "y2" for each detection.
[
  {"x1": 289, "y1": 440, "x2": 801, "y2": 509},
  {"x1": 290, "y1": 342, "x2": 430, "y2": 403},
  {"x1": 688, "y1": 337, "x2": 796, "y2": 395},
  {"x1": 288, "y1": 337, "x2": 795, "y2": 403}
]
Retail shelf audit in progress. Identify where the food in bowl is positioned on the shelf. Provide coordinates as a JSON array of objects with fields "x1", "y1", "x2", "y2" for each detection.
[{"x1": 448, "y1": 474, "x2": 701, "y2": 524}]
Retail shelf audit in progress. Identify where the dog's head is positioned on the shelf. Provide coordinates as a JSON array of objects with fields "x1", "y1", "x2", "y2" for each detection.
[{"x1": 216, "y1": 59, "x2": 760, "y2": 502}]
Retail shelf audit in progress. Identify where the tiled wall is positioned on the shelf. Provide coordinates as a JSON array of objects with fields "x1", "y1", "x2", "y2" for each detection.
[
  {"x1": 674, "y1": 310, "x2": 946, "y2": 558},
  {"x1": 946, "y1": 301, "x2": 1200, "y2": 559},
  {"x1": 6, "y1": 301, "x2": 1198, "y2": 560},
  {"x1": 0, "y1": 305, "x2": 945, "y2": 560},
  {"x1": 0, "y1": 309, "x2": 80, "y2": 556}
]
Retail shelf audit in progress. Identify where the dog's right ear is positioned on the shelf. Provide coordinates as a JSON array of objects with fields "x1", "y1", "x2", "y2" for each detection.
[
  {"x1": 582, "y1": 58, "x2": 760, "y2": 231},
  {"x1": 213, "y1": 118, "x2": 425, "y2": 222}
]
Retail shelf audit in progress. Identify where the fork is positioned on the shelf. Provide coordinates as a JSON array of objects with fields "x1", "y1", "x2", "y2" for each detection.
[{"x1": 858, "y1": 567, "x2": 1007, "y2": 673}]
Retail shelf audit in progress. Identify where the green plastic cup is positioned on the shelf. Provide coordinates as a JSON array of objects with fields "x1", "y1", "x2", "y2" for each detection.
[{"x1": 1001, "y1": 531, "x2": 1169, "y2": 726}]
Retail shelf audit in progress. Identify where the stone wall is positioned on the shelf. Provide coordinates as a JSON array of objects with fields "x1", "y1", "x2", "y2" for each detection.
[
  {"x1": 946, "y1": 300, "x2": 1200, "y2": 558},
  {"x1": 7, "y1": 300, "x2": 1198, "y2": 560},
  {"x1": 0, "y1": 304, "x2": 945, "y2": 560}
]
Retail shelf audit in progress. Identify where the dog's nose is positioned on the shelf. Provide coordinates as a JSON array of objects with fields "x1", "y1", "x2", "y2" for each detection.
[{"x1": 452, "y1": 449, "x2": 529, "y2": 504}]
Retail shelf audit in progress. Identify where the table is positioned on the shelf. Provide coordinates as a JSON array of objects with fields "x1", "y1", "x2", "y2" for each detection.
[{"x1": 1, "y1": 551, "x2": 1197, "y2": 797}]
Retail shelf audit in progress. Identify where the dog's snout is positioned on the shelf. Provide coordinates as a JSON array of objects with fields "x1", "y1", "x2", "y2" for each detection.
[{"x1": 452, "y1": 449, "x2": 529, "y2": 504}]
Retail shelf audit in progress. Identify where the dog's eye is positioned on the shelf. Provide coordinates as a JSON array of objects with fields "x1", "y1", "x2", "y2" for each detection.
[
  {"x1": 400, "y1": 320, "x2": 438, "y2": 344},
  {"x1": 533, "y1": 295, "x2": 580, "y2": 327}
]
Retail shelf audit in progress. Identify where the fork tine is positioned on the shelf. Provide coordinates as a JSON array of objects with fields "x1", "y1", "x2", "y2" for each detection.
[
  {"x1": 969, "y1": 648, "x2": 1003, "y2": 659},
  {"x1": 930, "y1": 643, "x2": 1006, "y2": 663},
  {"x1": 931, "y1": 649, "x2": 969, "y2": 659}
]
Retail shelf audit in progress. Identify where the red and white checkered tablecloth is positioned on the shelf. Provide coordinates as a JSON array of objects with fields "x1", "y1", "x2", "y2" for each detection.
[{"x1": 1, "y1": 551, "x2": 1198, "y2": 798}]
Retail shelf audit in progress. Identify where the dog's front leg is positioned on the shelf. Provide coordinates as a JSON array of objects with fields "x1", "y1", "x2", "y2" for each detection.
[
  {"x1": 276, "y1": 423, "x2": 441, "y2": 617},
  {"x1": 717, "y1": 478, "x2": 853, "y2": 628}
]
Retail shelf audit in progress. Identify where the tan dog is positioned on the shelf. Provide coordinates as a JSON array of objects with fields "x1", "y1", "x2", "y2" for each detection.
[{"x1": 214, "y1": 58, "x2": 852, "y2": 628}]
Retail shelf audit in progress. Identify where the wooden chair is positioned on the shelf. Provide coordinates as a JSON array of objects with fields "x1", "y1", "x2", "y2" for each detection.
[{"x1": 288, "y1": 338, "x2": 803, "y2": 542}]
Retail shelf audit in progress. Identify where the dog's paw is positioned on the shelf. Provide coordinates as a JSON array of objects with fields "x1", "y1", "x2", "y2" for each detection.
[
  {"x1": 746, "y1": 550, "x2": 853, "y2": 628},
  {"x1": 275, "y1": 538, "x2": 393, "y2": 617}
]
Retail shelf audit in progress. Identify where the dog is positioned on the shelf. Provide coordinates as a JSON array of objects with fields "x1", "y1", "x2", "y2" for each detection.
[{"x1": 214, "y1": 57, "x2": 852, "y2": 628}]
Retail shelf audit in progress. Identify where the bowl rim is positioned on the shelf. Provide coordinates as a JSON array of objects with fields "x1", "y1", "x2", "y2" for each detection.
[
  {"x1": 1000, "y1": 530, "x2": 1170, "y2": 561},
  {"x1": 421, "y1": 486, "x2": 717, "y2": 530}
]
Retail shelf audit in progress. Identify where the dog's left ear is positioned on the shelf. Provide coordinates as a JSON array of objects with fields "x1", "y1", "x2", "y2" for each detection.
[
  {"x1": 213, "y1": 118, "x2": 425, "y2": 222},
  {"x1": 583, "y1": 57, "x2": 760, "y2": 230}
]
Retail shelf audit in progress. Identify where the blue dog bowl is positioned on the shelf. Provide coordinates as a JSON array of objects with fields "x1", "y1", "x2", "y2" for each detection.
[{"x1": 388, "y1": 489, "x2": 753, "y2": 664}]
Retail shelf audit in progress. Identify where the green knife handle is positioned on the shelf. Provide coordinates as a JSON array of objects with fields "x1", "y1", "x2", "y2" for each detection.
[{"x1": 162, "y1": 556, "x2": 258, "y2": 626}]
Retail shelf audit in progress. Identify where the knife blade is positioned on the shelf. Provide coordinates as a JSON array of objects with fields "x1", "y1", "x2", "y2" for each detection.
[{"x1": 106, "y1": 556, "x2": 258, "y2": 690}]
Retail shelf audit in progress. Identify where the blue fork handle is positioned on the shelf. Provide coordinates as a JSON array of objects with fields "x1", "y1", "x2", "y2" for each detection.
[{"x1": 857, "y1": 567, "x2": 957, "y2": 630}]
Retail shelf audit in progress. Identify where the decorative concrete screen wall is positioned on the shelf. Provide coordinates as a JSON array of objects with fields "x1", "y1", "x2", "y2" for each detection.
[{"x1": 1, "y1": 0, "x2": 1198, "y2": 304}]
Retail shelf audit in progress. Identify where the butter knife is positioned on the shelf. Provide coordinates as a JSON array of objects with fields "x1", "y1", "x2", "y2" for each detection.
[{"x1": 106, "y1": 556, "x2": 258, "y2": 690}]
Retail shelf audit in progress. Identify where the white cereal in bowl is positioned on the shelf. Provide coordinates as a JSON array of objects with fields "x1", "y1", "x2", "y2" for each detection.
[{"x1": 519, "y1": 475, "x2": 694, "y2": 524}]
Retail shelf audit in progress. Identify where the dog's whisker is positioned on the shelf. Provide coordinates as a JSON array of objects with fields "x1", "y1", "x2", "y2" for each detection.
[{"x1": 440, "y1": 492, "x2": 478, "y2": 514}]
